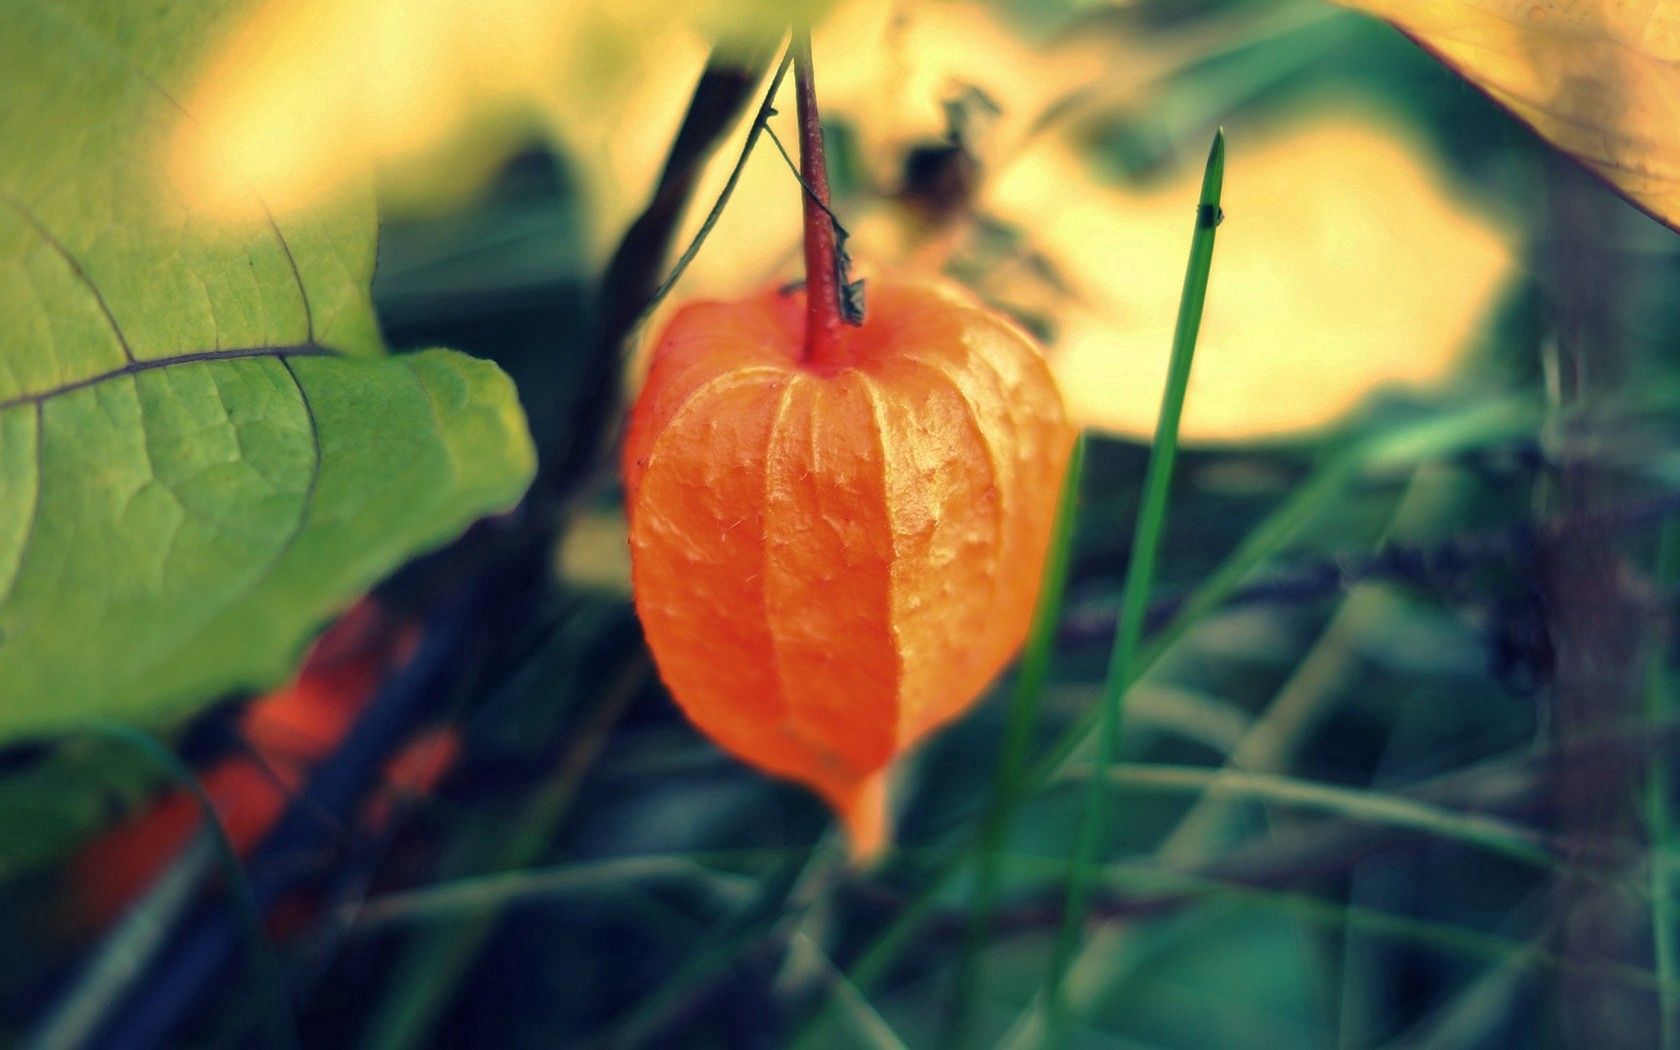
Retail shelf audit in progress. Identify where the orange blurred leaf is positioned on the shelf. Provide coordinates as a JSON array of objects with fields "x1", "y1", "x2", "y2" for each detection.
[
  {"x1": 1335, "y1": 0, "x2": 1680, "y2": 231},
  {"x1": 68, "y1": 601, "x2": 433, "y2": 932}
]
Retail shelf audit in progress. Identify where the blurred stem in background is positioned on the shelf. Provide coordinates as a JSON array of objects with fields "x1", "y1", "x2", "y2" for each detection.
[
  {"x1": 1538, "y1": 151, "x2": 1654, "y2": 1049},
  {"x1": 1649, "y1": 519, "x2": 1680, "y2": 1050},
  {"x1": 536, "y1": 37, "x2": 780, "y2": 518}
]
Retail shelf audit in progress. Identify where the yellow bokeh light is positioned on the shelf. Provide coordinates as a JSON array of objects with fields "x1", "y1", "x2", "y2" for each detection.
[
  {"x1": 168, "y1": 0, "x2": 826, "y2": 252},
  {"x1": 172, "y1": 0, "x2": 1522, "y2": 447},
  {"x1": 987, "y1": 107, "x2": 1519, "y2": 443}
]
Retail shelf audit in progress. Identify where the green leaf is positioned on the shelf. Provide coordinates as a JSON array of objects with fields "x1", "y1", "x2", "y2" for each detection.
[{"x1": 0, "y1": 0, "x2": 536, "y2": 743}]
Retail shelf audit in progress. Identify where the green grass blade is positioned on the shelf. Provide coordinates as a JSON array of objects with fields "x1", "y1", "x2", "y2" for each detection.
[
  {"x1": 789, "y1": 929, "x2": 912, "y2": 1050},
  {"x1": 25, "y1": 838, "x2": 219, "y2": 1050},
  {"x1": 346, "y1": 855, "x2": 759, "y2": 929},
  {"x1": 1042, "y1": 128, "x2": 1226, "y2": 1044},
  {"x1": 25, "y1": 725, "x2": 298, "y2": 1050},
  {"x1": 1066, "y1": 763, "x2": 1552, "y2": 868},
  {"x1": 946, "y1": 436, "x2": 1088, "y2": 1047}
]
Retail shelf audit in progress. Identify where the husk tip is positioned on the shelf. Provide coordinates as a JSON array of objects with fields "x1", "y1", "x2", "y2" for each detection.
[{"x1": 838, "y1": 768, "x2": 892, "y2": 865}]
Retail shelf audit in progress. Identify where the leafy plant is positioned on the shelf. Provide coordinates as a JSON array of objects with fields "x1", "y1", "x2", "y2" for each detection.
[{"x1": 0, "y1": 0, "x2": 534, "y2": 742}]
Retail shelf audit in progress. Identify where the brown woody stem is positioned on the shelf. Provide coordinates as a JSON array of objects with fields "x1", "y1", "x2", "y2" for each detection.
[{"x1": 793, "y1": 29, "x2": 845, "y2": 365}]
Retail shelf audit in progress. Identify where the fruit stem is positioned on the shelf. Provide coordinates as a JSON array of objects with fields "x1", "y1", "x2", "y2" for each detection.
[{"x1": 793, "y1": 29, "x2": 847, "y2": 366}]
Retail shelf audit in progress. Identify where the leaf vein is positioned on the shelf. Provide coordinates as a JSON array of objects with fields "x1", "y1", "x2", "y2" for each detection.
[
  {"x1": 110, "y1": 356, "x2": 326, "y2": 694},
  {"x1": 2, "y1": 193, "x2": 135, "y2": 363},
  {"x1": 0, "y1": 344, "x2": 337, "y2": 413}
]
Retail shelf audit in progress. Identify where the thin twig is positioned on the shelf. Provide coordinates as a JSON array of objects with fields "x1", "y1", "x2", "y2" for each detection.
[
  {"x1": 638, "y1": 42, "x2": 796, "y2": 322},
  {"x1": 542, "y1": 38, "x2": 783, "y2": 511}
]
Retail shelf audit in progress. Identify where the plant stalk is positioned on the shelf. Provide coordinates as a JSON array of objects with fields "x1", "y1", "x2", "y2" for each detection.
[{"x1": 792, "y1": 29, "x2": 845, "y2": 366}]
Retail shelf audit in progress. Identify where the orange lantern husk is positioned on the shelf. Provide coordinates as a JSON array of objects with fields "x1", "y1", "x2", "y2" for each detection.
[{"x1": 623, "y1": 276, "x2": 1075, "y2": 859}]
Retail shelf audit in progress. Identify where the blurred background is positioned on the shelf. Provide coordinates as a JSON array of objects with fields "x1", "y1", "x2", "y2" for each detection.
[{"x1": 5, "y1": 0, "x2": 1680, "y2": 1046}]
